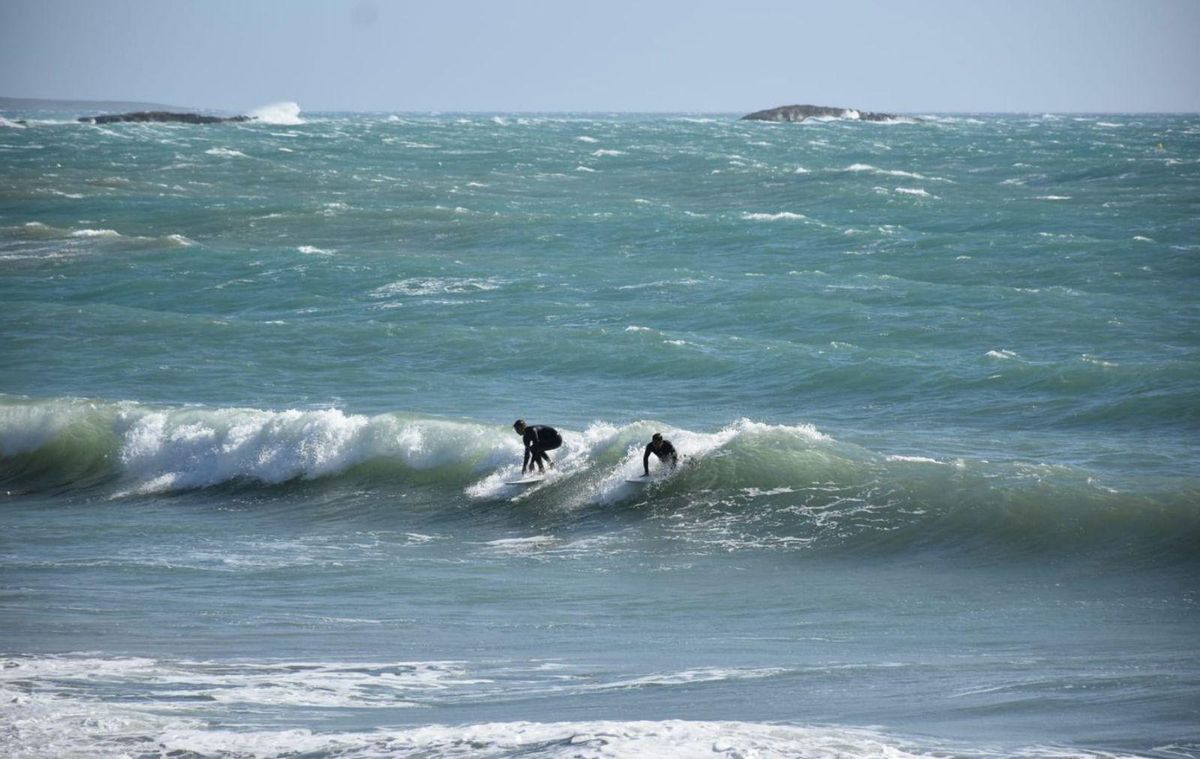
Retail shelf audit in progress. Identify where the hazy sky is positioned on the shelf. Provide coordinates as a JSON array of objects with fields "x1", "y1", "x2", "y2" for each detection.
[{"x1": 2, "y1": 0, "x2": 1197, "y2": 113}]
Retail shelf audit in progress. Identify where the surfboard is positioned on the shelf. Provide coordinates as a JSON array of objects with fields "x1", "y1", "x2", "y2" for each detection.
[
  {"x1": 505, "y1": 477, "x2": 546, "y2": 486},
  {"x1": 626, "y1": 477, "x2": 662, "y2": 485}
]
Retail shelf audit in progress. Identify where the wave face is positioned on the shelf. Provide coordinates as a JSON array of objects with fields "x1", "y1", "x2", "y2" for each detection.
[{"x1": 3, "y1": 397, "x2": 1195, "y2": 563}]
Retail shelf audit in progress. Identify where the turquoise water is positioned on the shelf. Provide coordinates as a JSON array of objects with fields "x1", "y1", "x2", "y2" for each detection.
[{"x1": 1, "y1": 110, "x2": 1198, "y2": 757}]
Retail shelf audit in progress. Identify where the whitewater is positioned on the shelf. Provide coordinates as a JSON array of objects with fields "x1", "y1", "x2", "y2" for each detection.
[{"x1": 1, "y1": 108, "x2": 1198, "y2": 758}]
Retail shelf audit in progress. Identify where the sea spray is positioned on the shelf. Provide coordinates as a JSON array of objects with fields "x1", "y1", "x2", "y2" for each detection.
[{"x1": 248, "y1": 101, "x2": 304, "y2": 125}]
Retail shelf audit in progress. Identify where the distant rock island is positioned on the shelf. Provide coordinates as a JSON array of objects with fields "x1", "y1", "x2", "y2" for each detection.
[
  {"x1": 78, "y1": 111, "x2": 251, "y2": 125},
  {"x1": 741, "y1": 104, "x2": 905, "y2": 122}
]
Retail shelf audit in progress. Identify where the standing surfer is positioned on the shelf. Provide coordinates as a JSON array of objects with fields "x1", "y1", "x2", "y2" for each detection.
[
  {"x1": 643, "y1": 432, "x2": 678, "y2": 477},
  {"x1": 513, "y1": 419, "x2": 562, "y2": 475}
]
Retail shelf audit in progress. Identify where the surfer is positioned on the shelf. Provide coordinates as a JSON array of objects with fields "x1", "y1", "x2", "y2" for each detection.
[
  {"x1": 513, "y1": 419, "x2": 562, "y2": 475},
  {"x1": 643, "y1": 432, "x2": 678, "y2": 477}
]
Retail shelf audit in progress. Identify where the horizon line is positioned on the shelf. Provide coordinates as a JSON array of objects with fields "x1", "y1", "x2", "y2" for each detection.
[{"x1": 2, "y1": 97, "x2": 1198, "y2": 117}]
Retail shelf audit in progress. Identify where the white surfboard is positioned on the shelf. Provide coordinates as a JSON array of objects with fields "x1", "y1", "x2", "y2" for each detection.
[{"x1": 505, "y1": 477, "x2": 546, "y2": 486}]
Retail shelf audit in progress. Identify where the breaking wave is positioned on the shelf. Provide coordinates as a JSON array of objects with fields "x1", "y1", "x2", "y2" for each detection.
[
  {"x1": 248, "y1": 101, "x2": 305, "y2": 125},
  {"x1": 2, "y1": 397, "x2": 1196, "y2": 562}
]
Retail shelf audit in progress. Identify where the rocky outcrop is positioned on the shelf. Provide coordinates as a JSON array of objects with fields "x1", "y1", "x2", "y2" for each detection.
[
  {"x1": 78, "y1": 111, "x2": 251, "y2": 125},
  {"x1": 741, "y1": 104, "x2": 904, "y2": 123}
]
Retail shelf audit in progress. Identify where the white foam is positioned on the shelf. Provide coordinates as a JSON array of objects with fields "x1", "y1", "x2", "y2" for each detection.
[
  {"x1": 248, "y1": 101, "x2": 305, "y2": 125},
  {"x1": 1036, "y1": 195, "x2": 1071, "y2": 201},
  {"x1": 0, "y1": 116, "x2": 28, "y2": 129},
  {"x1": 986, "y1": 349, "x2": 1019, "y2": 360},
  {"x1": 69, "y1": 228, "x2": 122, "y2": 238},
  {"x1": 616, "y1": 278, "x2": 705, "y2": 291},
  {"x1": 591, "y1": 149, "x2": 625, "y2": 157},
  {"x1": 594, "y1": 667, "x2": 786, "y2": 691},
  {"x1": 576, "y1": 135, "x2": 598, "y2": 143},
  {"x1": 894, "y1": 187, "x2": 936, "y2": 198},
  {"x1": 0, "y1": 655, "x2": 477, "y2": 716},
  {"x1": 885, "y1": 454, "x2": 946, "y2": 465},
  {"x1": 742, "y1": 211, "x2": 807, "y2": 221},
  {"x1": 482, "y1": 535, "x2": 559, "y2": 553},
  {"x1": 205, "y1": 147, "x2": 248, "y2": 158},
  {"x1": 111, "y1": 406, "x2": 513, "y2": 493},
  {"x1": 149, "y1": 720, "x2": 971, "y2": 759},
  {"x1": 297, "y1": 245, "x2": 334, "y2": 255},
  {"x1": 844, "y1": 164, "x2": 950, "y2": 182},
  {"x1": 371, "y1": 276, "x2": 504, "y2": 298}
]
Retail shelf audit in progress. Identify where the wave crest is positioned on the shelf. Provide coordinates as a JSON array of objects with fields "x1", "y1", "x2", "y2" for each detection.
[
  {"x1": 248, "y1": 101, "x2": 305, "y2": 125},
  {"x1": 2, "y1": 398, "x2": 1196, "y2": 562}
]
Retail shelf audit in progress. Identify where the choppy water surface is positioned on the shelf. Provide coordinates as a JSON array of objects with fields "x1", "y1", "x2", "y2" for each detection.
[{"x1": 1, "y1": 110, "x2": 1198, "y2": 758}]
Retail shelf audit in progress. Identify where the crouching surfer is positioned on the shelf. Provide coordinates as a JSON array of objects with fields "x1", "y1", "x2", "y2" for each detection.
[
  {"x1": 643, "y1": 432, "x2": 678, "y2": 477},
  {"x1": 513, "y1": 419, "x2": 562, "y2": 475}
]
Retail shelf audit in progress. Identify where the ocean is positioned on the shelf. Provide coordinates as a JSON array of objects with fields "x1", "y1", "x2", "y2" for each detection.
[{"x1": 1, "y1": 105, "x2": 1198, "y2": 758}]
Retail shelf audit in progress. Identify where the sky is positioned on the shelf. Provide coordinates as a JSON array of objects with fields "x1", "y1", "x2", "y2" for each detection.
[{"x1": 1, "y1": 0, "x2": 1198, "y2": 113}]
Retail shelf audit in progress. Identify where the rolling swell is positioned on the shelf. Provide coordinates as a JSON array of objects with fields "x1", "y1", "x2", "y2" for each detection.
[{"x1": 2, "y1": 396, "x2": 1195, "y2": 563}]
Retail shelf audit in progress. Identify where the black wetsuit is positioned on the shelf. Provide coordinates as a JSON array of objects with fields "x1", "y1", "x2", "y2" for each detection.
[
  {"x1": 522, "y1": 425, "x2": 562, "y2": 473},
  {"x1": 643, "y1": 440, "x2": 678, "y2": 476}
]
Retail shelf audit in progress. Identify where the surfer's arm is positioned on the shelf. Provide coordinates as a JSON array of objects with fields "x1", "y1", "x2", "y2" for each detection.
[{"x1": 642, "y1": 444, "x2": 652, "y2": 476}]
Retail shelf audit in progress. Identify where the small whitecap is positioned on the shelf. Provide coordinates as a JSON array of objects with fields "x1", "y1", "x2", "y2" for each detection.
[
  {"x1": 70, "y1": 228, "x2": 121, "y2": 238},
  {"x1": 741, "y1": 212, "x2": 807, "y2": 221},
  {"x1": 886, "y1": 454, "x2": 946, "y2": 465}
]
